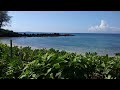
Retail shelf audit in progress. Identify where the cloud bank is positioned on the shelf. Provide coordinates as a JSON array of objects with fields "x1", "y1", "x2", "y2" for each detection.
[{"x1": 88, "y1": 20, "x2": 120, "y2": 32}]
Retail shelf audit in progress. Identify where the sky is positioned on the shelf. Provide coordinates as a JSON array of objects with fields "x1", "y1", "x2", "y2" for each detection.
[{"x1": 3, "y1": 11, "x2": 120, "y2": 33}]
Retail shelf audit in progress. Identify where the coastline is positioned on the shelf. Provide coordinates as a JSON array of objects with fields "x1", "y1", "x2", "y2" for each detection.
[
  {"x1": 0, "y1": 41, "x2": 120, "y2": 79},
  {"x1": 0, "y1": 29, "x2": 74, "y2": 37},
  {"x1": 0, "y1": 41, "x2": 115, "y2": 57},
  {"x1": 0, "y1": 41, "x2": 84, "y2": 54}
]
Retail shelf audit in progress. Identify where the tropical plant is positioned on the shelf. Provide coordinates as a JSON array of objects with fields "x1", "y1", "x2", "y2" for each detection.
[{"x1": 0, "y1": 43, "x2": 120, "y2": 79}]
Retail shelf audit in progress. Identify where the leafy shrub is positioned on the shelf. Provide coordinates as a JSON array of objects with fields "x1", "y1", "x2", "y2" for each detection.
[{"x1": 0, "y1": 43, "x2": 120, "y2": 79}]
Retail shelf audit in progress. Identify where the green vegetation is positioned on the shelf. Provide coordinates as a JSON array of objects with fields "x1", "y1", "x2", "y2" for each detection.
[
  {"x1": 0, "y1": 29, "x2": 22, "y2": 37},
  {"x1": 0, "y1": 29, "x2": 74, "y2": 37},
  {"x1": 0, "y1": 43, "x2": 120, "y2": 79},
  {"x1": 0, "y1": 11, "x2": 12, "y2": 29}
]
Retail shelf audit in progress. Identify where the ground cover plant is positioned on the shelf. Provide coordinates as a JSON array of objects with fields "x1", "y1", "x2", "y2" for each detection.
[{"x1": 0, "y1": 43, "x2": 120, "y2": 79}]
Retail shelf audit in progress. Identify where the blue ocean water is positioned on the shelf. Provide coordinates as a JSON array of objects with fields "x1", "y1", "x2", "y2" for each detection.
[{"x1": 0, "y1": 33, "x2": 120, "y2": 56}]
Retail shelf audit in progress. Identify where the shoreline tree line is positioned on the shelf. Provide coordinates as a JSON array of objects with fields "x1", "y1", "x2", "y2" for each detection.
[{"x1": 0, "y1": 11, "x2": 74, "y2": 37}]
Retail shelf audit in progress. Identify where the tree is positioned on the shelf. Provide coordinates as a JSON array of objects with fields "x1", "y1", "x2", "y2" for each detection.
[{"x1": 0, "y1": 11, "x2": 12, "y2": 29}]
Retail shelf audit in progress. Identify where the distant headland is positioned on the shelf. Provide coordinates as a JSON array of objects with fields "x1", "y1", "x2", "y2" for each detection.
[{"x1": 0, "y1": 29, "x2": 74, "y2": 37}]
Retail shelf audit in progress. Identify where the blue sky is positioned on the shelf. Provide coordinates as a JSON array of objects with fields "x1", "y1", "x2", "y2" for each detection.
[{"x1": 4, "y1": 11, "x2": 120, "y2": 33}]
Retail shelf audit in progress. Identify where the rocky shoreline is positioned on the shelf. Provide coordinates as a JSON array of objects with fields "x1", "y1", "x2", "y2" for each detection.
[{"x1": 0, "y1": 29, "x2": 74, "y2": 37}]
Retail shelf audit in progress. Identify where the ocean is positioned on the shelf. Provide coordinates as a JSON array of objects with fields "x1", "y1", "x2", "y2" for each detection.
[{"x1": 0, "y1": 32, "x2": 120, "y2": 56}]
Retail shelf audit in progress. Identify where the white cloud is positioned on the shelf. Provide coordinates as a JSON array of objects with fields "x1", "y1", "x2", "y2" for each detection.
[
  {"x1": 88, "y1": 20, "x2": 120, "y2": 32},
  {"x1": 99, "y1": 20, "x2": 109, "y2": 29},
  {"x1": 110, "y1": 27, "x2": 120, "y2": 31}
]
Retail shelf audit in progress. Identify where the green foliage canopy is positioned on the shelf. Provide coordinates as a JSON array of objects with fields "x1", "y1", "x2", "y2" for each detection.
[{"x1": 0, "y1": 11, "x2": 12, "y2": 29}]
